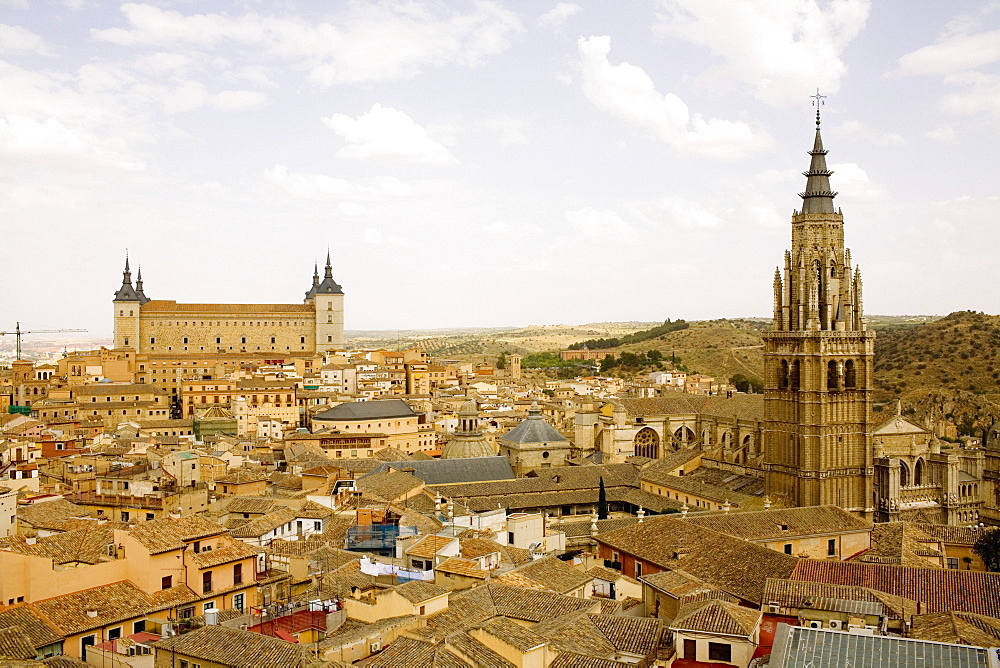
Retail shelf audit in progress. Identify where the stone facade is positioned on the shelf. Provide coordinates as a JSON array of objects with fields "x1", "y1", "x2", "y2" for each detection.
[
  {"x1": 762, "y1": 120, "x2": 875, "y2": 517},
  {"x1": 113, "y1": 255, "x2": 344, "y2": 356}
]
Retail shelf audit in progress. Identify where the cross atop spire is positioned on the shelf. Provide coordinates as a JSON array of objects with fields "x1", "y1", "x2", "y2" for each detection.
[{"x1": 811, "y1": 88, "x2": 826, "y2": 127}]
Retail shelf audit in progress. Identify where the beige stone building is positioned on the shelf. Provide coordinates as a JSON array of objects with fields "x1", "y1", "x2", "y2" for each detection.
[{"x1": 112, "y1": 253, "x2": 343, "y2": 361}]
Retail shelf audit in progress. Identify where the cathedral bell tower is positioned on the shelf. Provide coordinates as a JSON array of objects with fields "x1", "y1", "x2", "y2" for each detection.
[{"x1": 762, "y1": 106, "x2": 875, "y2": 518}]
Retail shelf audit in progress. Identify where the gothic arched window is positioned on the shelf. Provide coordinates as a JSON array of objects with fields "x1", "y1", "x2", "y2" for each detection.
[
  {"x1": 779, "y1": 360, "x2": 789, "y2": 390},
  {"x1": 914, "y1": 458, "x2": 925, "y2": 486},
  {"x1": 827, "y1": 360, "x2": 839, "y2": 391},
  {"x1": 790, "y1": 361, "x2": 800, "y2": 391},
  {"x1": 900, "y1": 461, "x2": 910, "y2": 487},
  {"x1": 844, "y1": 360, "x2": 857, "y2": 388}
]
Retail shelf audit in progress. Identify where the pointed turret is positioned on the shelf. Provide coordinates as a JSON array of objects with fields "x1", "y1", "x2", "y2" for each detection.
[
  {"x1": 798, "y1": 111, "x2": 838, "y2": 214},
  {"x1": 114, "y1": 256, "x2": 140, "y2": 302},
  {"x1": 315, "y1": 250, "x2": 343, "y2": 295},
  {"x1": 304, "y1": 262, "x2": 320, "y2": 300},
  {"x1": 134, "y1": 265, "x2": 150, "y2": 304}
]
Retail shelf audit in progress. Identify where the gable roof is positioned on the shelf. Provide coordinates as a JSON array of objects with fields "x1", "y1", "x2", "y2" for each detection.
[
  {"x1": 152, "y1": 624, "x2": 309, "y2": 667},
  {"x1": 791, "y1": 560, "x2": 1000, "y2": 617},
  {"x1": 125, "y1": 515, "x2": 227, "y2": 554},
  {"x1": 597, "y1": 516, "x2": 799, "y2": 604},
  {"x1": 684, "y1": 505, "x2": 873, "y2": 542},
  {"x1": 670, "y1": 599, "x2": 761, "y2": 637}
]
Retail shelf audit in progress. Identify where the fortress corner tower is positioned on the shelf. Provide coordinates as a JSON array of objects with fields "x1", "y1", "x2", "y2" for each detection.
[{"x1": 763, "y1": 111, "x2": 875, "y2": 518}]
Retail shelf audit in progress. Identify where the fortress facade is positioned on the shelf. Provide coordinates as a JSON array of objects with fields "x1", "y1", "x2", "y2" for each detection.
[{"x1": 112, "y1": 254, "x2": 345, "y2": 356}]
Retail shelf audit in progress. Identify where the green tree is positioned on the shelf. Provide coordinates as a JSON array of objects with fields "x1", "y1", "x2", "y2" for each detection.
[
  {"x1": 597, "y1": 477, "x2": 609, "y2": 520},
  {"x1": 646, "y1": 350, "x2": 663, "y2": 363},
  {"x1": 600, "y1": 354, "x2": 617, "y2": 373},
  {"x1": 496, "y1": 352, "x2": 507, "y2": 369},
  {"x1": 973, "y1": 528, "x2": 1000, "y2": 572}
]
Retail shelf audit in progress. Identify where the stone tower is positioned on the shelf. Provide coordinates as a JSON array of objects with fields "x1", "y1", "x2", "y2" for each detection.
[
  {"x1": 113, "y1": 256, "x2": 142, "y2": 350},
  {"x1": 509, "y1": 354, "x2": 522, "y2": 381},
  {"x1": 762, "y1": 112, "x2": 875, "y2": 518},
  {"x1": 307, "y1": 251, "x2": 345, "y2": 352}
]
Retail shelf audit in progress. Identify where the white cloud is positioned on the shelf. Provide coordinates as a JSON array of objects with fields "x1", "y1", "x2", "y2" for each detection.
[
  {"x1": 266, "y1": 164, "x2": 412, "y2": 201},
  {"x1": 635, "y1": 197, "x2": 724, "y2": 230},
  {"x1": 564, "y1": 207, "x2": 636, "y2": 241},
  {"x1": 898, "y1": 28, "x2": 1000, "y2": 77},
  {"x1": 836, "y1": 120, "x2": 904, "y2": 147},
  {"x1": 537, "y1": 3, "x2": 582, "y2": 29},
  {"x1": 339, "y1": 202, "x2": 370, "y2": 217},
  {"x1": 925, "y1": 125, "x2": 956, "y2": 141},
  {"x1": 897, "y1": 14, "x2": 1000, "y2": 126},
  {"x1": 654, "y1": 0, "x2": 870, "y2": 107},
  {"x1": 93, "y1": 2, "x2": 523, "y2": 86},
  {"x1": 211, "y1": 89, "x2": 266, "y2": 111},
  {"x1": 323, "y1": 104, "x2": 455, "y2": 164},
  {"x1": 829, "y1": 162, "x2": 885, "y2": 200},
  {"x1": 482, "y1": 117, "x2": 529, "y2": 146},
  {"x1": 577, "y1": 35, "x2": 771, "y2": 159},
  {"x1": 0, "y1": 24, "x2": 48, "y2": 54}
]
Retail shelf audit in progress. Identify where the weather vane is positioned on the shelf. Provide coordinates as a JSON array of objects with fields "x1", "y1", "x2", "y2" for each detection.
[{"x1": 811, "y1": 88, "x2": 826, "y2": 126}]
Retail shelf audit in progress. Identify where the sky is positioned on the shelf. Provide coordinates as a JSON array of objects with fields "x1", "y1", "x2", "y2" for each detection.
[{"x1": 2, "y1": 1, "x2": 1000, "y2": 338}]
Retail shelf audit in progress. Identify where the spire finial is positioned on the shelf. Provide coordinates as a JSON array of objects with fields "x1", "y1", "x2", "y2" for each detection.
[
  {"x1": 124, "y1": 250, "x2": 130, "y2": 273},
  {"x1": 811, "y1": 88, "x2": 826, "y2": 127}
]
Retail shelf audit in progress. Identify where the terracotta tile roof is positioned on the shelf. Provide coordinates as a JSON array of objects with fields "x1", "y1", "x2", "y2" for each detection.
[
  {"x1": 0, "y1": 606, "x2": 62, "y2": 650},
  {"x1": 436, "y1": 557, "x2": 489, "y2": 579},
  {"x1": 479, "y1": 615, "x2": 546, "y2": 651},
  {"x1": 549, "y1": 653, "x2": 634, "y2": 668},
  {"x1": 791, "y1": 560, "x2": 1000, "y2": 617},
  {"x1": 224, "y1": 496, "x2": 277, "y2": 516},
  {"x1": 910, "y1": 610, "x2": 1000, "y2": 647},
  {"x1": 598, "y1": 516, "x2": 798, "y2": 604},
  {"x1": 445, "y1": 630, "x2": 515, "y2": 668},
  {"x1": 17, "y1": 499, "x2": 93, "y2": 530},
  {"x1": 533, "y1": 611, "x2": 663, "y2": 661},
  {"x1": 494, "y1": 556, "x2": 592, "y2": 595},
  {"x1": 670, "y1": 599, "x2": 760, "y2": 637},
  {"x1": 761, "y1": 578, "x2": 916, "y2": 620},
  {"x1": 394, "y1": 581, "x2": 451, "y2": 604},
  {"x1": 125, "y1": 515, "x2": 226, "y2": 554},
  {"x1": 148, "y1": 585, "x2": 199, "y2": 611},
  {"x1": 849, "y1": 521, "x2": 942, "y2": 567},
  {"x1": 418, "y1": 583, "x2": 597, "y2": 640},
  {"x1": 684, "y1": 505, "x2": 873, "y2": 541},
  {"x1": 430, "y1": 464, "x2": 640, "y2": 501},
  {"x1": 29, "y1": 581, "x2": 150, "y2": 636},
  {"x1": 407, "y1": 534, "x2": 456, "y2": 560},
  {"x1": 188, "y1": 536, "x2": 258, "y2": 568},
  {"x1": 367, "y1": 635, "x2": 470, "y2": 667},
  {"x1": 586, "y1": 565, "x2": 639, "y2": 585},
  {"x1": 0, "y1": 522, "x2": 123, "y2": 566},
  {"x1": 0, "y1": 626, "x2": 37, "y2": 660},
  {"x1": 915, "y1": 523, "x2": 985, "y2": 546},
  {"x1": 356, "y1": 470, "x2": 424, "y2": 503},
  {"x1": 459, "y1": 538, "x2": 531, "y2": 567},
  {"x1": 151, "y1": 623, "x2": 310, "y2": 667},
  {"x1": 228, "y1": 507, "x2": 296, "y2": 539},
  {"x1": 215, "y1": 468, "x2": 269, "y2": 485}
]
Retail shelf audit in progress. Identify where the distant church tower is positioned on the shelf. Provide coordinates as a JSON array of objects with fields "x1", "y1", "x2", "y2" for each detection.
[{"x1": 763, "y1": 107, "x2": 875, "y2": 518}]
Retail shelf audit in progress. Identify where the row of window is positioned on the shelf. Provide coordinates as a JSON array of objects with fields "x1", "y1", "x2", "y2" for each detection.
[{"x1": 777, "y1": 359, "x2": 858, "y2": 390}]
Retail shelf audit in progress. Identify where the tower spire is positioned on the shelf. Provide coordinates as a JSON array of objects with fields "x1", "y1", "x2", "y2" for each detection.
[
  {"x1": 314, "y1": 249, "x2": 343, "y2": 295},
  {"x1": 134, "y1": 264, "x2": 150, "y2": 304},
  {"x1": 114, "y1": 253, "x2": 140, "y2": 302},
  {"x1": 799, "y1": 89, "x2": 837, "y2": 214}
]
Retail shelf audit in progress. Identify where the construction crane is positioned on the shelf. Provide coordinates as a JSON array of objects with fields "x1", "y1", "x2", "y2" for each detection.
[{"x1": 1, "y1": 322, "x2": 88, "y2": 360}]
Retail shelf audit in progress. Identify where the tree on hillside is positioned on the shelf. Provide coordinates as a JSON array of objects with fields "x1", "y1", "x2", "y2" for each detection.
[
  {"x1": 496, "y1": 352, "x2": 507, "y2": 369},
  {"x1": 974, "y1": 528, "x2": 1000, "y2": 572}
]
